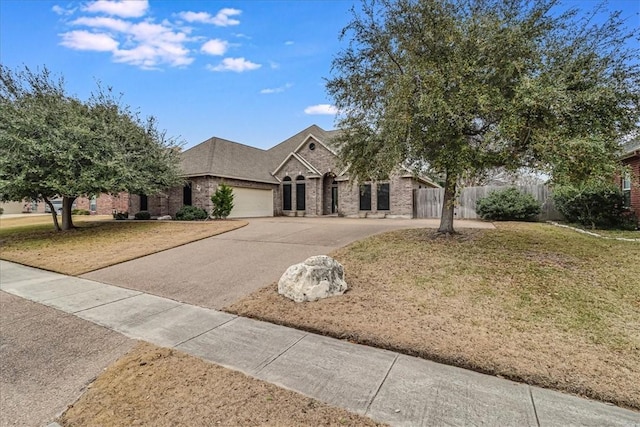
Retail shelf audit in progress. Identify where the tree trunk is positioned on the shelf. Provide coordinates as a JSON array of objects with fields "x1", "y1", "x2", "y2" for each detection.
[
  {"x1": 43, "y1": 196, "x2": 61, "y2": 232},
  {"x1": 61, "y1": 196, "x2": 76, "y2": 231},
  {"x1": 438, "y1": 170, "x2": 457, "y2": 234}
]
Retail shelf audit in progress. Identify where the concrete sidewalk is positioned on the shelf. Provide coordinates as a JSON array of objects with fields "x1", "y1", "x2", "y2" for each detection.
[{"x1": 1, "y1": 260, "x2": 638, "y2": 426}]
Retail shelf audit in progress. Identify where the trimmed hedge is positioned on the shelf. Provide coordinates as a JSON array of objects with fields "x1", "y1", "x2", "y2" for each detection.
[
  {"x1": 134, "y1": 210, "x2": 152, "y2": 220},
  {"x1": 72, "y1": 209, "x2": 90, "y2": 215},
  {"x1": 113, "y1": 211, "x2": 129, "y2": 220},
  {"x1": 175, "y1": 205, "x2": 208, "y2": 221},
  {"x1": 476, "y1": 187, "x2": 541, "y2": 221}
]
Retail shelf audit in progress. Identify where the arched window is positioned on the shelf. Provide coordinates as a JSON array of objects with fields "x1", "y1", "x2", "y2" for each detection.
[
  {"x1": 296, "y1": 175, "x2": 306, "y2": 211},
  {"x1": 282, "y1": 176, "x2": 292, "y2": 210}
]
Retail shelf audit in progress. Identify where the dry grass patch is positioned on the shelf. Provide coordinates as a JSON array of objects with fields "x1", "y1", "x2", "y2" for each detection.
[
  {"x1": 227, "y1": 222, "x2": 640, "y2": 410},
  {"x1": 58, "y1": 342, "x2": 383, "y2": 427},
  {"x1": 0, "y1": 219, "x2": 246, "y2": 275},
  {"x1": 0, "y1": 214, "x2": 113, "y2": 228}
]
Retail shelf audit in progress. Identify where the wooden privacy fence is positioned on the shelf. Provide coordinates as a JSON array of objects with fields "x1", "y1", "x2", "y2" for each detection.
[{"x1": 413, "y1": 184, "x2": 563, "y2": 220}]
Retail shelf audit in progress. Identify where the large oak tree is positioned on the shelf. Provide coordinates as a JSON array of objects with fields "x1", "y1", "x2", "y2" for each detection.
[
  {"x1": 0, "y1": 65, "x2": 182, "y2": 230},
  {"x1": 327, "y1": 0, "x2": 640, "y2": 233}
]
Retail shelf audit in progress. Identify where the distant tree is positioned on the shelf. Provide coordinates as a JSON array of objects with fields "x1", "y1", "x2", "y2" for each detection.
[
  {"x1": 211, "y1": 183, "x2": 234, "y2": 219},
  {"x1": 0, "y1": 65, "x2": 182, "y2": 231},
  {"x1": 327, "y1": 0, "x2": 640, "y2": 233}
]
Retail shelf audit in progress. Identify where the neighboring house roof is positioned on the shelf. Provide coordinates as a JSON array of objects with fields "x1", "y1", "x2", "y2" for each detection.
[{"x1": 621, "y1": 139, "x2": 640, "y2": 160}]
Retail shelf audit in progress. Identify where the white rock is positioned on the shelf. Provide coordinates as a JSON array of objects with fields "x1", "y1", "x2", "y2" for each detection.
[
  {"x1": 157, "y1": 215, "x2": 172, "y2": 220},
  {"x1": 278, "y1": 255, "x2": 349, "y2": 303}
]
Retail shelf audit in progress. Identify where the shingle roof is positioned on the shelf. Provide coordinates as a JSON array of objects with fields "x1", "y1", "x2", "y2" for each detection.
[
  {"x1": 180, "y1": 136, "x2": 277, "y2": 183},
  {"x1": 265, "y1": 124, "x2": 337, "y2": 164},
  {"x1": 179, "y1": 125, "x2": 342, "y2": 183},
  {"x1": 621, "y1": 139, "x2": 640, "y2": 157},
  {"x1": 179, "y1": 124, "x2": 438, "y2": 187}
]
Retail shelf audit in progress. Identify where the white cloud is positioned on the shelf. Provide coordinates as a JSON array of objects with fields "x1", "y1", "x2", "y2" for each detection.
[
  {"x1": 178, "y1": 8, "x2": 241, "y2": 26},
  {"x1": 113, "y1": 43, "x2": 194, "y2": 69},
  {"x1": 284, "y1": 40, "x2": 294, "y2": 45},
  {"x1": 269, "y1": 61, "x2": 280, "y2": 69},
  {"x1": 52, "y1": 5, "x2": 75, "y2": 15},
  {"x1": 65, "y1": 16, "x2": 193, "y2": 68},
  {"x1": 114, "y1": 22, "x2": 192, "y2": 68},
  {"x1": 72, "y1": 16, "x2": 131, "y2": 32},
  {"x1": 207, "y1": 57, "x2": 261, "y2": 72},
  {"x1": 57, "y1": 2, "x2": 249, "y2": 70},
  {"x1": 212, "y1": 8, "x2": 241, "y2": 26},
  {"x1": 201, "y1": 39, "x2": 228, "y2": 56},
  {"x1": 304, "y1": 104, "x2": 339, "y2": 115},
  {"x1": 178, "y1": 11, "x2": 213, "y2": 23},
  {"x1": 83, "y1": 0, "x2": 149, "y2": 18},
  {"x1": 260, "y1": 83, "x2": 293, "y2": 94},
  {"x1": 59, "y1": 30, "x2": 119, "y2": 51}
]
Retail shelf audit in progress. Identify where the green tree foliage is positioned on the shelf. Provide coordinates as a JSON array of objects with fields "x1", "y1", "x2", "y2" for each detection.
[
  {"x1": 327, "y1": 0, "x2": 640, "y2": 233},
  {"x1": 210, "y1": 183, "x2": 234, "y2": 219},
  {"x1": 0, "y1": 65, "x2": 182, "y2": 231},
  {"x1": 175, "y1": 205, "x2": 208, "y2": 221},
  {"x1": 553, "y1": 183, "x2": 636, "y2": 229},
  {"x1": 476, "y1": 187, "x2": 541, "y2": 221}
]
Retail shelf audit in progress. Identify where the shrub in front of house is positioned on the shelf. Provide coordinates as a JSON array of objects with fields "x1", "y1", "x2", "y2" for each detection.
[
  {"x1": 134, "y1": 210, "x2": 151, "y2": 220},
  {"x1": 175, "y1": 205, "x2": 208, "y2": 221},
  {"x1": 0, "y1": 207, "x2": 3, "y2": 215},
  {"x1": 211, "y1": 183, "x2": 234, "y2": 219},
  {"x1": 553, "y1": 183, "x2": 634, "y2": 229},
  {"x1": 113, "y1": 211, "x2": 129, "y2": 220},
  {"x1": 72, "y1": 209, "x2": 90, "y2": 215},
  {"x1": 476, "y1": 187, "x2": 541, "y2": 221}
]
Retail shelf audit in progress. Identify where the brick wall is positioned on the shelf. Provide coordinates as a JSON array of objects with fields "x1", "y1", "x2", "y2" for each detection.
[
  {"x1": 160, "y1": 176, "x2": 279, "y2": 218},
  {"x1": 274, "y1": 142, "x2": 418, "y2": 218},
  {"x1": 75, "y1": 192, "x2": 130, "y2": 215},
  {"x1": 622, "y1": 155, "x2": 640, "y2": 215},
  {"x1": 275, "y1": 155, "x2": 321, "y2": 215}
]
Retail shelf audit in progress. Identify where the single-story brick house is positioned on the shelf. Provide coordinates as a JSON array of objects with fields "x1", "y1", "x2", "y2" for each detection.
[
  {"x1": 117, "y1": 124, "x2": 437, "y2": 219},
  {"x1": 620, "y1": 139, "x2": 640, "y2": 214}
]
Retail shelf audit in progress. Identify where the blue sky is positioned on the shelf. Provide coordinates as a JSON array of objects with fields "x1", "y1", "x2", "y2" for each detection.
[{"x1": 1, "y1": 0, "x2": 638, "y2": 150}]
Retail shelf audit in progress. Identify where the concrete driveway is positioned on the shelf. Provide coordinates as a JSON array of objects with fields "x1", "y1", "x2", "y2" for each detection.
[{"x1": 82, "y1": 217, "x2": 493, "y2": 310}]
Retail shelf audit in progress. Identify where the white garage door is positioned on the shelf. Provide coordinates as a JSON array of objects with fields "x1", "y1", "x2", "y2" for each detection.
[{"x1": 228, "y1": 187, "x2": 274, "y2": 218}]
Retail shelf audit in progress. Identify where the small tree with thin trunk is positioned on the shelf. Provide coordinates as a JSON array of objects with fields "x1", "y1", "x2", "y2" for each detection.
[
  {"x1": 211, "y1": 183, "x2": 234, "y2": 219},
  {"x1": 0, "y1": 65, "x2": 183, "y2": 231},
  {"x1": 327, "y1": 0, "x2": 639, "y2": 234}
]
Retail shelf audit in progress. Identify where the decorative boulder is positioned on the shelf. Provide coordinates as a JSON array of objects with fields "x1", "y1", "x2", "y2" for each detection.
[
  {"x1": 278, "y1": 255, "x2": 349, "y2": 302},
  {"x1": 157, "y1": 215, "x2": 172, "y2": 221}
]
